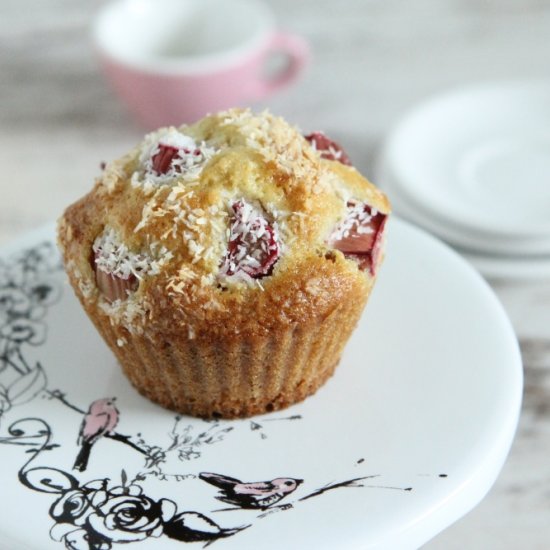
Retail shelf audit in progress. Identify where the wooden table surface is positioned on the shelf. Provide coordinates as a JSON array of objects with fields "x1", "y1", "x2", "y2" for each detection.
[{"x1": 1, "y1": 1, "x2": 549, "y2": 547}]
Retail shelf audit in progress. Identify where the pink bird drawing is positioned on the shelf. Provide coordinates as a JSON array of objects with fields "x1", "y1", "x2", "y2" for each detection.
[
  {"x1": 73, "y1": 397, "x2": 119, "y2": 472},
  {"x1": 199, "y1": 472, "x2": 303, "y2": 510}
]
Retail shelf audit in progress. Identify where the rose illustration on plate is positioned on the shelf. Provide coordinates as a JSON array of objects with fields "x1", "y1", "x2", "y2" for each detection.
[
  {"x1": 51, "y1": 488, "x2": 95, "y2": 527},
  {"x1": 49, "y1": 481, "x2": 174, "y2": 547},
  {"x1": 59, "y1": 528, "x2": 111, "y2": 550},
  {"x1": 87, "y1": 484, "x2": 172, "y2": 543},
  {"x1": 45, "y1": 475, "x2": 246, "y2": 549}
]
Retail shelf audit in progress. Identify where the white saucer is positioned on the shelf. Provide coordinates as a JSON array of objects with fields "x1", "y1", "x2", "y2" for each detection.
[
  {"x1": 378, "y1": 161, "x2": 550, "y2": 258},
  {"x1": 457, "y1": 247, "x2": 550, "y2": 280},
  {"x1": 378, "y1": 172, "x2": 550, "y2": 280},
  {"x1": 382, "y1": 80, "x2": 550, "y2": 240},
  {"x1": 0, "y1": 222, "x2": 521, "y2": 549}
]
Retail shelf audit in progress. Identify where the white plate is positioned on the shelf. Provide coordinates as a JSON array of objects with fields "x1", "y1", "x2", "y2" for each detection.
[
  {"x1": 0, "y1": 220, "x2": 522, "y2": 550},
  {"x1": 382, "y1": 80, "x2": 550, "y2": 240}
]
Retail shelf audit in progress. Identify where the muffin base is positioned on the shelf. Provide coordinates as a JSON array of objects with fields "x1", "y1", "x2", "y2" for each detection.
[
  {"x1": 90, "y1": 296, "x2": 365, "y2": 419},
  {"x1": 126, "y1": 359, "x2": 339, "y2": 418}
]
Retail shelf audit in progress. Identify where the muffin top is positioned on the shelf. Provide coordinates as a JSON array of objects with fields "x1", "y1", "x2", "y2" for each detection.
[{"x1": 58, "y1": 109, "x2": 390, "y2": 338}]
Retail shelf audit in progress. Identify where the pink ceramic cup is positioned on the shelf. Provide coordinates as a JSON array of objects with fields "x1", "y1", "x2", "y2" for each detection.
[{"x1": 93, "y1": 0, "x2": 310, "y2": 128}]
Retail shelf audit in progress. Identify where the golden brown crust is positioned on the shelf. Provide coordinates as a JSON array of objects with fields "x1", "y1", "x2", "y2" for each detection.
[{"x1": 57, "y1": 109, "x2": 390, "y2": 418}]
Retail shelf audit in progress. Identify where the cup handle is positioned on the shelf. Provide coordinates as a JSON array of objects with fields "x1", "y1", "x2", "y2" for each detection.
[{"x1": 253, "y1": 31, "x2": 310, "y2": 99}]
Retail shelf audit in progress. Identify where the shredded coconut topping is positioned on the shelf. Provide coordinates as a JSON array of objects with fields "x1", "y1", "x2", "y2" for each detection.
[
  {"x1": 93, "y1": 228, "x2": 172, "y2": 280},
  {"x1": 131, "y1": 128, "x2": 216, "y2": 190},
  {"x1": 330, "y1": 200, "x2": 376, "y2": 242},
  {"x1": 98, "y1": 298, "x2": 149, "y2": 335},
  {"x1": 220, "y1": 199, "x2": 281, "y2": 282},
  {"x1": 219, "y1": 109, "x2": 312, "y2": 177},
  {"x1": 133, "y1": 185, "x2": 227, "y2": 266}
]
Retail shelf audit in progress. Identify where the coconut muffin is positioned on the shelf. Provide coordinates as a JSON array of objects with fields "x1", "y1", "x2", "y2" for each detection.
[{"x1": 57, "y1": 109, "x2": 390, "y2": 418}]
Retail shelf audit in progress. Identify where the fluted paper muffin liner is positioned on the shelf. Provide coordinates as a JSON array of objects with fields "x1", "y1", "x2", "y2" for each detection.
[{"x1": 89, "y1": 292, "x2": 368, "y2": 418}]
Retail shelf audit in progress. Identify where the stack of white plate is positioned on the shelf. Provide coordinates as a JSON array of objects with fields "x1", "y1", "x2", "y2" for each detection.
[{"x1": 377, "y1": 81, "x2": 550, "y2": 280}]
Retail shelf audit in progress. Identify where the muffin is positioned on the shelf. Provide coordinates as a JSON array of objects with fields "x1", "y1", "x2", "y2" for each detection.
[{"x1": 57, "y1": 109, "x2": 390, "y2": 418}]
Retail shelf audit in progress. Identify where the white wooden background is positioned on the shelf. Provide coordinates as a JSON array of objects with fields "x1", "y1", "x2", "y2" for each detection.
[{"x1": 1, "y1": 1, "x2": 550, "y2": 547}]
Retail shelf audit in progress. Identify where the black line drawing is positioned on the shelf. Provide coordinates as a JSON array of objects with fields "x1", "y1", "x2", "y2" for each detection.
[
  {"x1": 0, "y1": 242, "x2": 62, "y2": 425},
  {"x1": 0, "y1": 239, "x2": 428, "y2": 549},
  {"x1": 1, "y1": 417, "x2": 246, "y2": 548},
  {"x1": 200, "y1": 472, "x2": 303, "y2": 510},
  {"x1": 249, "y1": 414, "x2": 302, "y2": 439}
]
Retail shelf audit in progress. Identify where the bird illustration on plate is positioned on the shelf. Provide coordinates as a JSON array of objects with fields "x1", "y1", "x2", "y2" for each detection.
[
  {"x1": 73, "y1": 397, "x2": 119, "y2": 472},
  {"x1": 199, "y1": 472, "x2": 303, "y2": 510}
]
